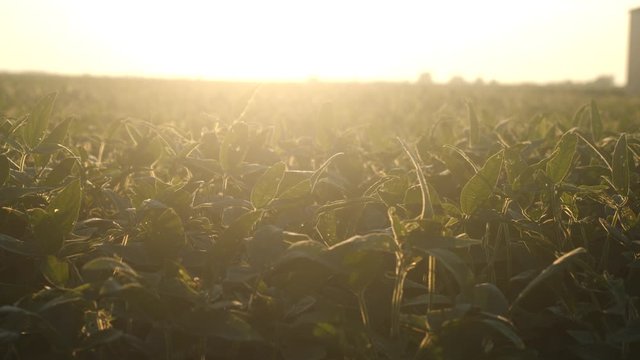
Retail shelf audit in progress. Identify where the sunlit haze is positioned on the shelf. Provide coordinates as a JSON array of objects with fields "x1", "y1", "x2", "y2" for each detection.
[{"x1": 2, "y1": 0, "x2": 640, "y2": 84}]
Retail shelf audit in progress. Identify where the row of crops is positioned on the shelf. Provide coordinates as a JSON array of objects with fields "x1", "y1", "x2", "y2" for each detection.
[{"x1": 0, "y1": 80, "x2": 639, "y2": 359}]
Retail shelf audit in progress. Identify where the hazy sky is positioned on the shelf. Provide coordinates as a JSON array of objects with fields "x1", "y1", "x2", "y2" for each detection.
[{"x1": 2, "y1": 0, "x2": 640, "y2": 84}]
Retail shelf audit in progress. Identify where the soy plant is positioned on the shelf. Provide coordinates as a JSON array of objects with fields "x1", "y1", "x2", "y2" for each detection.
[
  {"x1": 0, "y1": 94, "x2": 98, "y2": 358},
  {"x1": 2, "y1": 85, "x2": 640, "y2": 359},
  {"x1": 0, "y1": 93, "x2": 85, "y2": 287}
]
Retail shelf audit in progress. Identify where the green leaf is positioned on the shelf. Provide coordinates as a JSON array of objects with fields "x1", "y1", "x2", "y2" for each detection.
[
  {"x1": 327, "y1": 233, "x2": 394, "y2": 291},
  {"x1": 142, "y1": 207, "x2": 186, "y2": 260},
  {"x1": 310, "y1": 152, "x2": 343, "y2": 192},
  {"x1": 0, "y1": 233, "x2": 43, "y2": 256},
  {"x1": 460, "y1": 150, "x2": 503, "y2": 215},
  {"x1": 221, "y1": 209, "x2": 264, "y2": 243},
  {"x1": 589, "y1": 100, "x2": 603, "y2": 142},
  {"x1": 0, "y1": 155, "x2": 9, "y2": 186},
  {"x1": 511, "y1": 247, "x2": 587, "y2": 310},
  {"x1": 481, "y1": 317, "x2": 525, "y2": 350},
  {"x1": 443, "y1": 144, "x2": 479, "y2": 172},
  {"x1": 245, "y1": 225, "x2": 288, "y2": 270},
  {"x1": 29, "y1": 208, "x2": 64, "y2": 255},
  {"x1": 41, "y1": 118, "x2": 72, "y2": 145},
  {"x1": 418, "y1": 247, "x2": 475, "y2": 295},
  {"x1": 22, "y1": 92, "x2": 57, "y2": 149},
  {"x1": 40, "y1": 255, "x2": 69, "y2": 287},
  {"x1": 608, "y1": 322, "x2": 640, "y2": 344},
  {"x1": 129, "y1": 136, "x2": 164, "y2": 168},
  {"x1": 402, "y1": 294, "x2": 451, "y2": 308},
  {"x1": 220, "y1": 121, "x2": 249, "y2": 173},
  {"x1": 503, "y1": 145, "x2": 528, "y2": 185},
  {"x1": 408, "y1": 233, "x2": 482, "y2": 251},
  {"x1": 275, "y1": 240, "x2": 329, "y2": 267},
  {"x1": 574, "y1": 132, "x2": 611, "y2": 170},
  {"x1": 471, "y1": 283, "x2": 509, "y2": 316},
  {"x1": 216, "y1": 209, "x2": 264, "y2": 264},
  {"x1": 42, "y1": 158, "x2": 77, "y2": 186},
  {"x1": 611, "y1": 133, "x2": 630, "y2": 196},
  {"x1": 546, "y1": 131, "x2": 577, "y2": 183},
  {"x1": 466, "y1": 101, "x2": 479, "y2": 148},
  {"x1": 180, "y1": 309, "x2": 262, "y2": 341},
  {"x1": 277, "y1": 179, "x2": 311, "y2": 200},
  {"x1": 251, "y1": 162, "x2": 285, "y2": 208},
  {"x1": 315, "y1": 210, "x2": 338, "y2": 245},
  {"x1": 47, "y1": 179, "x2": 82, "y2": 235},
  {"x1": 82, "y1": 257, "x2": 140, "y2": 279}
]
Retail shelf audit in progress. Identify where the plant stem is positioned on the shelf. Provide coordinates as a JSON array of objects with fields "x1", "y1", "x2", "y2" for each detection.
[
  {"x1": 390, "y1": 256, "x2": 408, "y2": 338},
  {"x1": 427, "y1": 256, "x2": 436, "y2": 313}
]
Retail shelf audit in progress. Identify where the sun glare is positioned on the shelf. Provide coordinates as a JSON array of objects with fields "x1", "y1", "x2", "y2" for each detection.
[
  {"x1": 0, "y1": 0, "x2": 634, "y2": 82},
  {"x1": 57, "y1": 1, "x2": 557, "y2": 81}
]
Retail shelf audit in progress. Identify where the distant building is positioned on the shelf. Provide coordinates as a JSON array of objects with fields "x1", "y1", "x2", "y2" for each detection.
[{"x1": 628, "y1": 8, "x2": 640, "y2": 93}]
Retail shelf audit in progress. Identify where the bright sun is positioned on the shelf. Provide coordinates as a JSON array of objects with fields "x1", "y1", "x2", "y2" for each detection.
[
  {"x1": 62, "y1": 0, "x2": 512, "y2": 81},
  {"x1": 0, "y1": 0, "x2": 630, "y2": 83}
]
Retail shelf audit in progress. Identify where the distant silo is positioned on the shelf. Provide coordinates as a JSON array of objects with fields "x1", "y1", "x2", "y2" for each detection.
[{"x1": 628, "y1": 8, "x2": 640, "y2": 93}]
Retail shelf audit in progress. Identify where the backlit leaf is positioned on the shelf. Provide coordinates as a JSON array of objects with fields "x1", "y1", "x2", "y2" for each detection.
[
  {"x1": 40, "y1": 255, "x2": 69, "y2": 287},
  {"x1": 0, "y1": 233, "x2": 43, "y2": 256},
  {"x1": 22, "y1": 92, "x2": 57, "y2": 149},
  {"x1": 220, "y1": 121, "x2": 249, "y2": 173},
  {"x1": 29, "y1": 208, "x2": 64, "y2": 255},
  {"x1": 460, "y1": 150, "x2": 503, "y2": 215},
  {"x1": 251, "y1": 162, "x2": 285, "y2": 208},
  {"x1": 310, "y1": 152, "x2": 343, "y2": 192},
  {"x1": 82, "y1": 257, "x2": 140, "y2": 279},
  {"x1": 142, "y1": 207, "x2": 186, "y2": 260},
  {"x1": 42, "y1": 158, "x2": 76, "y2": 186},
  {"x1": 611, "y1": 133, "x2": 630, "y2": 196},
  {"x1": 511, "y1": 247, "x2": 587, "y2": 310},
  {"x1": 47, "y1": 179, "x2": 82, "y2": 235},
  {"x1": 546, "y1": 131, "x2": 577, "y2": 183}
]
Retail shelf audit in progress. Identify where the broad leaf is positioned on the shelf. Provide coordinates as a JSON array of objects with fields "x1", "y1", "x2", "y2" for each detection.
[
  {"x1": 470, "y1": 283, "x2": 509, "y2": 316},
  {"x1": 460, "y1": 150, "x2": 503, "y2": 215},
  {"x1": 251, "y1": 162, "x2": 285, "y2": 208},
  {"x1": 47, "y1": 179, "x2": 82, "y2": 235},
  {"x1": 310, "y1": 152, "x2": 343, "y2": 192},
  {"x1": 29, "y1": 208, "x2": 64, "y2": 255},
  {"x1": 41, "y1": 117, "x2": 72, "y2": 145},
  {"x1": 481, "y1": 318, "x2": 525, "y2": 350},
  {"x1": 142, "y1": 207, "x2": 186, "y2": 260},
  {"x1": 245, "y1": 225, "x2": 288, "y2": 270},
  {"x1": 82, "y1": 257, "x2": 140, "y2": 279},
  {"x1": 40, "y1": 255, "x2": 69, "y2": 287},
  {"x1": 546, "y1": 131, "x2": 577, "y2": 183},
  {"x1": 22, "y1": 92, "x2": 57, "y2": 149},
  {"x1": 511, "y1": 247, "x2": 587, "y2": 310},
  {"x1": 611, "y1": 133, "x2": 630, "y2": 196},
  {"x1": 42, "y1": 158, "x2": 76, "y2": 186},
  {"x1": 327, "y1": 233, "x2": 394, "y2": 291},
  {"x1": 221, "y1": 209, "x2": 264, "y2": 243},
  {"x1": 220, "y1": 121, "x2": 249, "y2": 173},
  {"x1": 0, "y1": 233, "x2": 43, "y2": 256}
]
